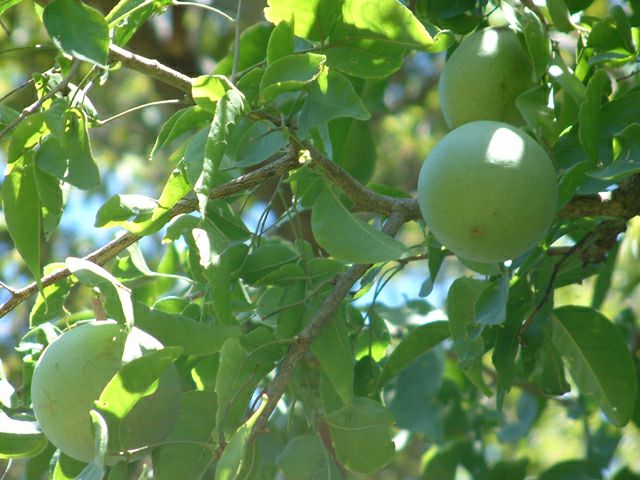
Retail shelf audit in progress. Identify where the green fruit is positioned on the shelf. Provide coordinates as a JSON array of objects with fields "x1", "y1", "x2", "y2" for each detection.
[
  {"x1": 31, "y1": 320, "x2": 180, "y2": 464},
  {"x1": 417, "y1": 121, "x2": 557, "y2": 263},
  {"x1": 439, "y1": 29, "x2": 535, "y2": 129}
]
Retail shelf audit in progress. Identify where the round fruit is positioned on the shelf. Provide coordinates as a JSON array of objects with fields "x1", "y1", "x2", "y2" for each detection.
[
  {"x1": 417, "y1": 121, "x2": 557, "y2": 263},
  {"x1": 439, "y1": 28, "x2": 535, "y2": 129},
  {"x1": 31, "y1": 320, "x2": 180, "y2": 464}
]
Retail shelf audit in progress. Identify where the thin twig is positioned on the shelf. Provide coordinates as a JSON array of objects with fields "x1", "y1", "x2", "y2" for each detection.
[
  {"x1": 95, "y1": 99, "x2": 184, "y2": 126},
  {"x1": 518, "y1": 233, "x2": 596, "y2": 342},
  {"x1": 0, "y1": 61, "x2": 80, "y2": 142},
  {"x1": 0, "y1": 78, "x2": 35, "y2": 104},
  {"x1": 171, "y1": 0, "x2": 234, "y2": 22},
  {"x1": 231, "y1": 0, "x2": 243, "y2": 83}
]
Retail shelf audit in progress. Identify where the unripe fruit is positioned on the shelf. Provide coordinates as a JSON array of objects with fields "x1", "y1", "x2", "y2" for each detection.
[
  {"x1": 31, "y1": 320, "x2": 180, "y2": 464},
  {"x1": 439, "y1": 29, "x2": 535, "y2": 129},
  {"x1": 418, "y1": 121, "x2": 557, "y2": 263}
]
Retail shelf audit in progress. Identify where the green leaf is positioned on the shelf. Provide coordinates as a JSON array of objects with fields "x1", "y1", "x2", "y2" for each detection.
[
  {"x1": 474, "y1": 274, "x2": 509, "y2": 326},
  {"x1": 549, "y1": 55, "x2": 585, "y2": 105},
  {"x1": 215, "y1": 395, "x2": 267, "y2": 480},
  {"x1": 311, "y1": 307, "x2": 355, "y2": 404},
  {"x1": 52, "y1": 454, "x2": 87, "y2": 479},
  {"x1": 259, "y1": 53, "x2": 326, "y2": 104},
  {"x1": 329, "y1": 118, "x2": 376, "y2": 183},
  {"x1": 2, "y1": 154, "x2": 42, "y2": 283},
  {"x1": 340, "y1": 0, "x2": 434, "y2": 50},
  {"x1": 386, "y1": 350, "x2": 444, "y2": 439},
  {"x1": 322, "y1": 0, "x2": 444, "y2": 78},
  {"x1": 421, "y1": 442, "x2": 460, "y2": 479},
  {"x1": 377, "y1": 320, "x2": 450, "y2": 387},
  {"x1": 311, "y1": 188, "x2": 406, "y2": 264},
  {"x1": 7, "y1": 112, "x2": 46, "y2": 164},
  {"x1": 34, "y1": 168, "x2": 65, "y2": 239},
  {"x1": 95, "y1": 347, "x2": 182, "y2": 421},
  {"x1": 35, "y1": 109, "x2": 100, "y2": 190},
  {"x1": 29, "y1": 263, "x2": 74, "y2": 327},
  {"x1": 238, "y1": 242, "x2": 299, "y2": 284},
  {"x1": 196, "y1": 88, "x2": 246, "y2": 199},
  {"x1": 547, "y1": 0, "x2": 574, "y2": 32},
  {"x1": 106, "y1": 0, "x2": 172, "y2": 46},
  {"x1": 552, "y1": 306, "x2": 637, "y2": 426},
  {"x1": 0, "y1": 0, "x2": 23, "y2": 15},
  {"x1": 151, "y1": 106, "x2": 212, "y2": 158},
  {"x1": 133, "y1": 302, "x2": 241, "y2": 356},
  {"x1": 264, "y1": 0, "x2": 342, "y2": 42},
  {"x1": 446, "y1": 278, "x2": 486, "y2": 367},
  {"x1": 579, "y1": 69, "x2": 610, "y2": 163},
  {"x1": 65, "y1": 257, "x2": 134, "y2": 328},
  {"x1": 234, "y1": 120, "x2": 289, "y2": 167},
  {"x1": 43, "y1": 0, "x2": 110, "y2": 66},
  {"x1": 267, "y1": 19, "x2": 295, "y2": 64},
  {"x1": 516, "y1": 85, "x2": 558, "y2": 143},
  {"x1": 521, "y1": 9, "x2": 551, "y2": 80},
  {"x1": 447, "y1": 277, "x2": 492, "y2": 395},
  {"x1": 299, "y1": 68, "x2": 370, "y2": 137},
  {"x1": 327, "y1": 397, "x2": 395, "y2": 474},
  {"x1": 95, "y1": 194, "x2": 157, "y2": 228},
  {"x1": 0, "y1": 412, "x2": 48, "y2": 459},
  {"x1": 152, "y1": 391, "x2": 217, "y2": 480},
  {"x1": 216, "y1": 339, "x2": 270, "y2": 438},
  {"x1": 215, "y1": 23, "x2": 273, "y2": 76},
  {"x1": 276, "y1": 435, "x2": 338, "y2": 480},
  {"x1": 191, "y1": 75, "x2": 233, "y2": 113},
  {"x1": 538, "y1": 460, "x2": 595, "y2": 480},
  {"x1": 205, "y1": 243, "x2": 248, "y2": 326}
]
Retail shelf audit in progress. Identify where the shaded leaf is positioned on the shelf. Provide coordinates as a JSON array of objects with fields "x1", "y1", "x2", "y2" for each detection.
[
  {"x1": 311, "y1": 188, "x2": 406, "y2": 263},
  {"x1": 299, "y1": 68, "x2": 370, "y2": 137},
  {"x1": 152, "y1": 391, "x2": 217, "y2": 480},
  {"x1": 133, "y1": 302, "x2": 241, "y2": 356},
  {"x1": 377, "y1": 320, "x2": 450, "y2": 387},
  {"x1": 276, "y1": 435, "x2": 338, "y2": 480},
  {"x1": 0, "y1": 412, "x2": 48, "y2": 459},
  {"x1": 552, "y1": 306, "x2": 637, "y2": 426},
  {"x1": 311, "y1": 307, "x2": 355, "y2": 404},
  {"x1": 327, "y1": 397, "x2": 395, "y2": 474}
]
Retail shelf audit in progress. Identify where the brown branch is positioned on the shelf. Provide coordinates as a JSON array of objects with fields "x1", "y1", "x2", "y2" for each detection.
[
  {"x1": 0, "y1": 61, "x2": 80, "y2": 142},
  {"x1": 108, "y1": 44, "x2": 193, "y2": 94},
  {"x1": 251, "y1": 209, "x2": 410, "y2": 437},
  {"x1": 302, "y1": 141, "x2": 421, "y2": 219}
]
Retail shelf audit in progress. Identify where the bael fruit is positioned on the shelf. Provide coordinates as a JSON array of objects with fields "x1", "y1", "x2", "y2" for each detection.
[
  {"x1": 439, "y1": 28, "x2": 535, "y2": 129},
  {"x1": 31, "y1": 320, "x2": 180, "y2": 464},
  {"x1": 417, "y1": 121, "x2": 557, "y2": 263}
]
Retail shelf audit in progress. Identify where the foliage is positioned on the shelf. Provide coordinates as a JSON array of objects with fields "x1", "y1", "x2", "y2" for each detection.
[{"x1": 0, "y1": 0, "x2": 639, "y2": 478}]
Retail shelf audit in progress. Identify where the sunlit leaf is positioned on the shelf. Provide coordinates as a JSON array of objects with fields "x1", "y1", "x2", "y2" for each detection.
[{"x1": 43, "y1": 0, "x2": 110, "y2": 66}]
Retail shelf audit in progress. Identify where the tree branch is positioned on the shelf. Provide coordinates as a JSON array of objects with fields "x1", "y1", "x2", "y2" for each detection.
[
  {"x1": 108, "y1": 44, "x2": 193, "y2": 94},
  {"x1": 251, "y1": 209, "x2": 410, "y2": 437}
]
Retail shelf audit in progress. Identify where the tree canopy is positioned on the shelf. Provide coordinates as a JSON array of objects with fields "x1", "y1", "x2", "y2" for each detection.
[{"x1": 1, "y1": 0, "x2": 640, "y2": 478}]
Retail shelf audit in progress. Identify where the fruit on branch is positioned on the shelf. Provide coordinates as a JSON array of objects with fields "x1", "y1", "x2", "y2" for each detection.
[
  {"x1": 417, "y1": 121, "x2": 557, "y2": 263},
  {"x1": 438, "y1": 28, "x2": 535, "y2": 129},
  {"x1": 31, "y1": 320, "x2": 180, "y2": 464}
]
